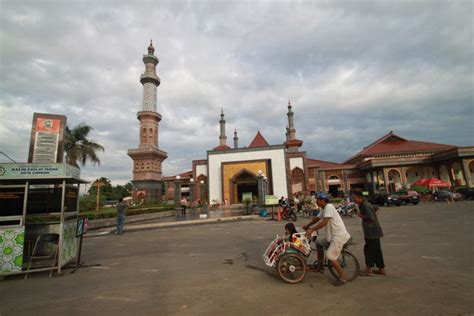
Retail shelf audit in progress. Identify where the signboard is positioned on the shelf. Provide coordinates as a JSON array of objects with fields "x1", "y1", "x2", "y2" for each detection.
[
  {"x1": 0, "y1": 188, "x2": 25, "y2": 216},
  {"x1": 76, "y1": 218, "x2": 89, "y2": 237},
  {"x1": 0, "y1": 163, "x2": 80, "y2": 180},
  {"x1": 242, "y1": 192, "x2": 253, "y2": 202},
  {"x1": 28, "y1": 113, "x2": 66, "y2": 164},
  {"x1": 65, "y1": 186, "x2": 78, "y2": 212},
  {"x1": 265, "y1": 195, "x2": 279, "y2": 206}
]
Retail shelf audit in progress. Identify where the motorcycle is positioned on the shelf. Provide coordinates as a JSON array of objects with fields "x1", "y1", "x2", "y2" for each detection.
[
  {"x1": 281, "y1": 205, "x2": 297, "y2": 221},
  {"x1": 336, "y1": 202, "x2": 357, "y2": 217}
]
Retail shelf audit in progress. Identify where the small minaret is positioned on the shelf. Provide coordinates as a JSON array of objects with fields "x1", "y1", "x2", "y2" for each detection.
[
  {"x1": 233, "y1": 129, "x2": 239, "y2": 148},
  {"x1": 286, "y1": 100, "x2": 296, "y2": 140},
  {"x1": 219, "y1": 109, "x2": 227, "y2": 147},
  {"x1": 284, "y1": 100, "x2": 303, "y2": 152},
  {"x1": 213, "y1": 110, "x2": 231, "y2": 150}
]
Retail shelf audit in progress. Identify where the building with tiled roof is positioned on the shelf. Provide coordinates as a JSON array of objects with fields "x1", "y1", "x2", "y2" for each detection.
[{"x1": 165, "y1": 106, "x2": 473, "y2": 204}]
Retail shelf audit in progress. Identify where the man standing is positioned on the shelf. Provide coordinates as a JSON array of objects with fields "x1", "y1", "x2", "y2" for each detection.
[
  {"x1": 306, "y1": 193, "x2": 351, "y2": 285},
  {"x1": 352, "y1": 188, "x2": 386, "y2": 276},
  {"x1": 116, "y1": 198, "x2": 127, "y2": 235},
  {"x1": 180, "y1": 196, "x2": 188, "y2": 217}
]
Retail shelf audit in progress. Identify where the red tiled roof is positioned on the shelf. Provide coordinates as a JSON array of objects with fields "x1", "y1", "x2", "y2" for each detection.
[
  {"x1": 213, "y1": 144, "x2": 232, "y2": 151},
  {"x1": 307, "y1": 158, "x2": 352, "y2": 169},
  {"x1": 344, "y1": 131, "x2": 456, "y2": 164},
  {"x1": 164, "y1": 170, "x2": 193, "y2": 180},
  {"x1": 249, "y1": 131, "x2": 269, "y2": 148}
]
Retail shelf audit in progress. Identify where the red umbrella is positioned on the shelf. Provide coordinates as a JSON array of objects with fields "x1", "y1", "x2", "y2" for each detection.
[
  {"x1": 424, "y1": 178, "x2": 450, "y2": 188},
  {"x1": 412, "y1": 178, "x2": 449, "y2": 188},
  {"x1": 412, "y1": 179, "x2": 428, "y2": 186}
]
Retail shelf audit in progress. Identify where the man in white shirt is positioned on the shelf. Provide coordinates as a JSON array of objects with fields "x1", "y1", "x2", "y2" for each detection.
[{"x1": 306, "y1": 193, "x2": 351, "y2": 285}]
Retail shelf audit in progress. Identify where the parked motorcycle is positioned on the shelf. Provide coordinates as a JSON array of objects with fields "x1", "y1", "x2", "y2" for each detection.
[
  {"x1": 281, "y1": 205, "x2": 297, "y2": 221},
  {"x1": 336, "y1": 202, "x2": 357, "y2": 217}
]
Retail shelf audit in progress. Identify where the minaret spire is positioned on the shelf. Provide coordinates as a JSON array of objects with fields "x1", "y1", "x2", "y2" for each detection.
[
  {"x1": 233, "y1": 128, "x2": 239, "y2": 148},
  {"x1": 213, "y1": 109, "x2": 231, "y2": 150},
  {"x1": 148, "y1": 39, "x2": 155, "y2": 55},
  {"x1": 219, "y1": 109, "x2": 227, "y2": 147},
  {"x1": 286, "y1": 100, "x2": 296, "y2": 139},
  {"x1": 284, "y1": 100, "x2": 303, "y2": 152}
]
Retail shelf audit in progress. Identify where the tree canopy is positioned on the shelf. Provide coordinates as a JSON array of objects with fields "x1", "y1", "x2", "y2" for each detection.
[{"x1": 65, "y1": 122, "x2": 104, "y2": 168}]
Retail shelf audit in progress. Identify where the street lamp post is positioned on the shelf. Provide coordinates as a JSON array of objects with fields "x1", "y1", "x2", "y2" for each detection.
[
  {"x1": 174, "y1": 175, "x2": 182, "y2": 206},
  {"x1": 199, "y1": 180, "x2": 206, "y2": 204},
  {"x1": 189, "y1": 178, "x2": 195, "y2": 209},
  {"x1": 263, "y1": 175, "x2": 268, "y2": 200},
  {"x1": 199, "y1": 180, "x2": 207, "y2": 214},
  {"x1": 257, "y1": 170, "x2": 264, "y2": 207}
]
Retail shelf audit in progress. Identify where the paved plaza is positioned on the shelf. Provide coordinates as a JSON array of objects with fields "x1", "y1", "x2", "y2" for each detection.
[{"x1": 1, "y1": 202, "x2": 473, "y2": 315}]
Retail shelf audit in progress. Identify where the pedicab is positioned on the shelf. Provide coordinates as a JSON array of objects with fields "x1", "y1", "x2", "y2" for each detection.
[{"x1": 263, "y1": 230, "x2": 360, "y2": 284}]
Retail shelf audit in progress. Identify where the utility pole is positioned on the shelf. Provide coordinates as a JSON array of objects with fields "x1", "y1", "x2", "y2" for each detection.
[{"x1": 95, "y1": 180, "x2": 105, "y2": 214}]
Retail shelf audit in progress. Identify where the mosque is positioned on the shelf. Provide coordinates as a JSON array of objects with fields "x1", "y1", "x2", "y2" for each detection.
[{"x1": 128, "y1": 42, "x2": 474, "y2": 204}]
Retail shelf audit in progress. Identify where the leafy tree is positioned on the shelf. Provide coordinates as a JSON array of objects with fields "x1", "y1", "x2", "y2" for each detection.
[
  {"x1": 65, "y1": 123, "x2": 104, "y2": 168},
  {"x1": 88, "y1": 177, "x2": 113, "y2": 198},
  {"x1": 87, "y1": 178, "x2": 132, "y2": 201}
]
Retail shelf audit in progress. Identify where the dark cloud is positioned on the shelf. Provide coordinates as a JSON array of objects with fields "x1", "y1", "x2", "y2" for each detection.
[{"x1": 1, "y1": 0, "x2": 472, "y2": 184}]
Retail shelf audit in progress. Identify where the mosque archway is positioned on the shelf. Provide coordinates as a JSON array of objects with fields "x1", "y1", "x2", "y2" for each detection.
[
  {"x1": 469, "y1": 160, "x2": 474, "y2": 187},
  {"x1": 406, "y1": 167, "x2": 420, "y2": 186},
  {"x1": 327, "y1": 175, "x2": 341, "y2": 197},
  {"x1": 387, "y1": 169, "x2": 402, "y2": 192},
  {"x1": 439, "y1": 165, "x2": 450, "y2": 183},
  {"x1": 452, "y1": 162, "x2": 465, "y2": 186},
  {"x1": 230, "y1": 169, "x2": 258, "y2": 204}
]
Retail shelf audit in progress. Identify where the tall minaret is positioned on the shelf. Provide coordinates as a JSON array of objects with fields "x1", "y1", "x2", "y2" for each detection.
[
  {"x1": 284, "y1": 100, "x2": 303, "y2": 152},
  {"x1": 214, "y1": 109, "x2": 231, "y2": 150},
  {"x1": 128, "y1": 40, "x2": 168, "y2": 202},
  {"x1": 233, "y1": 129, "x2": 239, "y2": 148}
]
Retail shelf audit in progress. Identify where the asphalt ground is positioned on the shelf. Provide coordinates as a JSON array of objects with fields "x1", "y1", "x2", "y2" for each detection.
[{"x1": 1, "y1": 201, "x2": 473, "y2": 315}]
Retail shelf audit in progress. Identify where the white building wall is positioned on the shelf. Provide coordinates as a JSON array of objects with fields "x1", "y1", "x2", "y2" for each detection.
[
  {"x1": 289, "y1": 157, "x2": 304, "y2": 171},
  {"x1": 196, "y1": 164, "x2": 208, "y2": 177},
  {"x1": 208, "y1": 148, "x2": 288, "y2": 203}
]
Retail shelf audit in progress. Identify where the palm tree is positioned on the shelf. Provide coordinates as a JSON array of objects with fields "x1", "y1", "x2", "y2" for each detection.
[{"x1": 65, "y1": 123, "x2": 104, "y2": 168}]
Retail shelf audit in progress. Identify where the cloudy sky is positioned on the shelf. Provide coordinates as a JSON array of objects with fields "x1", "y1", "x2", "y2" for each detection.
[{"x1": 0, "y1": 0, "x2": 472, "y2": 185}]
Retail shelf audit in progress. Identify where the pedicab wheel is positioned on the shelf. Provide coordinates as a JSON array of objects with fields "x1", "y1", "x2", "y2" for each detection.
[
  {"x1": 328, "y1": 250, "x2": 360, "y2": 282},
  {"x1": 290, "y1": 213, "x2": 297, "y2": 221},
  {"x1": 281, "y1": 212, "x2": 289, "y2": 220},
  {"x1": 277, "y1": 253, "x2": 307, "y2": 284}
]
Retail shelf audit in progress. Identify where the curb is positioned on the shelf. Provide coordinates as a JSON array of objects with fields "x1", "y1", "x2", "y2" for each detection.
[{"x1": 84, "y1": 215, "x2": 262, "y2": 237}]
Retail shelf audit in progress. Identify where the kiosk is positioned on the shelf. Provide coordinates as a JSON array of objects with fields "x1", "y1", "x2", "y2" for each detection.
[{"x1": 0, "y1": 163, "x2": 87, "y2": 276}]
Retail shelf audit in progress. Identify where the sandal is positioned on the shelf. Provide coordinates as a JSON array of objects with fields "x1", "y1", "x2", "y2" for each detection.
[
  {"x1": 334, "y1": 278, "x2": 347, "y2": 287},
  {"x1": 358, "y1": 271, "x2": 373, "y2": 277}
]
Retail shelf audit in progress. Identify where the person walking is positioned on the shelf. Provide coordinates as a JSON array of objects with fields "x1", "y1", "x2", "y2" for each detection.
[
  {"x1": 180, "y1": 196, "x2": 188, "y2": 217},
  {"x1": 116, "y1": 198, "x2": 127, "y2": 235},
  {"x1": 352, "y1": 188, "x2": 386, "y2": 276}
]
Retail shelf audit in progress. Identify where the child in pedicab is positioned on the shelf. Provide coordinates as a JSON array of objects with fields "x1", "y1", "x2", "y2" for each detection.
[{"x1": 285, "y1": 223, "x2": 306, "y2": 250}]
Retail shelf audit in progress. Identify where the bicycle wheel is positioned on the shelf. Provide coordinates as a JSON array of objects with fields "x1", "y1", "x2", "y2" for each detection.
[
  {"x1": 281, "y1": 211, "x2": 289, "y2": 220},
  {"x1": 290, "y1": 212, "x2": 297, "y2": 221},
  {"x1": 276, "y1": 253, "x2": 307, "y2": 284},
  {"x1": 328, "y1": 250, "x2": 360, "y2": 282}
]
